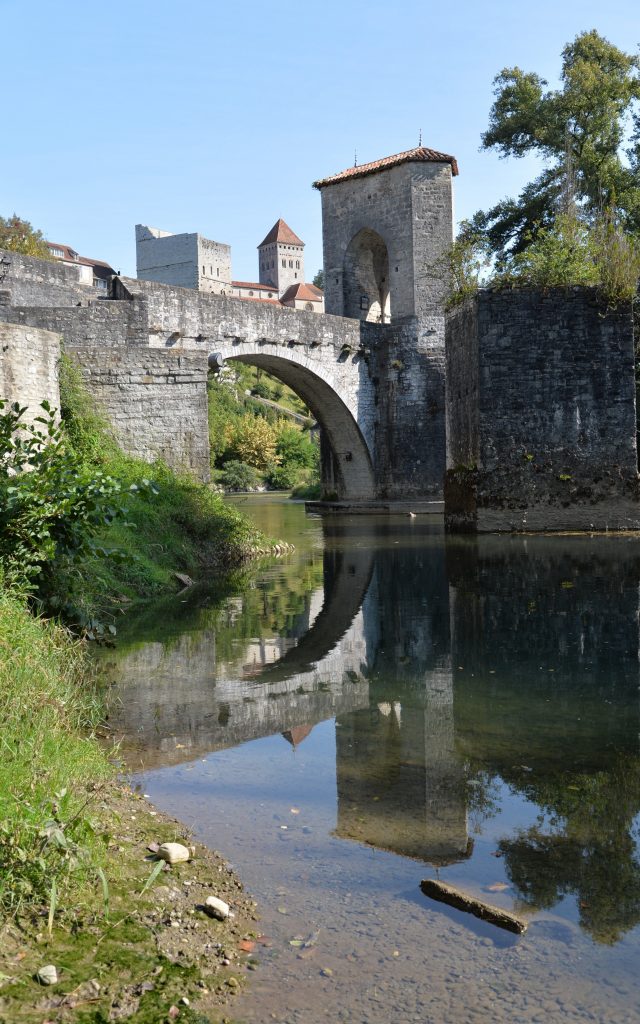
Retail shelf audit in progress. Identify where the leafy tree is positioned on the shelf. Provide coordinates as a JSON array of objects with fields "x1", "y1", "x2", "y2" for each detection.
[
  {"x1": 0, "y1": 213, "x2": 53, "y2": 259},
  {"x1": 226, "y1": 414, "x2": 279, "y2": 470},
  {"x1": 313, "y1": 269, "x2": 325, "y2": 290},
  {"x1": 275, "y1": 424, "x2": 318, "y2": 472},
  {"x1": 495, "y1": 211, "x2": 600, "y2": 289},
  {"x1": 473, "y1": 31, "x2": 640, "y2": 263}
]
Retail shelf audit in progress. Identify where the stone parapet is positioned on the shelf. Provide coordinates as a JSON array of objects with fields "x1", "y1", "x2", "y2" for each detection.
[{"x1": 0, "y1": 321, "x2": 60, "y2": 423}]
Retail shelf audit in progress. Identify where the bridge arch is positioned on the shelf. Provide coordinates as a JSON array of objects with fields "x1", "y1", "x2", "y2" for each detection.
[
  {"x1": 344, "y1": 228, "x2": 391, "y2": 324},
  {"x1": 221, "y1": 351, "x2": 375, "y2": 501}
]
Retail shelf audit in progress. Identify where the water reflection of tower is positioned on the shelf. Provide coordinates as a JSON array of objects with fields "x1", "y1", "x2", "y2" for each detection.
[{"x1": 335, "y1": 529, "x2": 471, "y2": 865}]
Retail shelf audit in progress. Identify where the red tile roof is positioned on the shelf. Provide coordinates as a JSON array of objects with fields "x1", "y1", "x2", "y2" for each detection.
[
  {"x1": 258, "y1": 218, "x2": 304, "y2": 248},
  {"x1": 280, "y1": 282, "x2": 323, "y2": 304},
  {"x1": 236, "y1": 296, "x2": 282, "y2": 306},
  {"x1": 313, "y1": 146, "x2": 459, "y2": 189},
  {"x1": 232, "y1": 280, "x2": 277, "y2": 292}
]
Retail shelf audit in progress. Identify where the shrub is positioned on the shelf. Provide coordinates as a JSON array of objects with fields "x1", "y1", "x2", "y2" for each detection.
[
  {"x1": 495, "y1": 212, "x2": 600, "y2": 290},
  {"x1": 220, "y1": 460, "x2": 261, "y2": 492},
  {"x1": 0, "y1": 400, "x2": 138, "y2": 611}
]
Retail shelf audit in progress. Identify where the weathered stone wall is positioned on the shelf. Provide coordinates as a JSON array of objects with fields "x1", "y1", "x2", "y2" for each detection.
[
  {"x1": 0, "y1": 248, "x2": 99, "y2": 307},
  {"x1": 0, "y1": 321, "x2": 60, "y2": 422},
  {"x1": 445, "y1": 288, "x2": 640, "y2": 531},
  {"x1": 367, "y1": 317, "x2": 446, "y2": 498},
  {"x1": 2, "y1": 300, "x2": 148, "y2": 349},
  {"x1": 70, "y1": 347, "x2": 210, "y2": 480}
]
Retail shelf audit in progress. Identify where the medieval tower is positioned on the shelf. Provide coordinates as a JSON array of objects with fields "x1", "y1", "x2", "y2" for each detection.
[{"x1": 258, "y1": 218, "x2": 306, "y2": 298}]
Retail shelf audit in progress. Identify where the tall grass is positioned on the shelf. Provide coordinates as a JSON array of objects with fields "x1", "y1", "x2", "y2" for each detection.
[{"x1": 0, "y1": 592, "x2": 111, "y2": 918}]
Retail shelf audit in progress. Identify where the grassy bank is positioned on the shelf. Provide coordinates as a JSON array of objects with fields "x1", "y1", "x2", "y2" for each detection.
[
  {"x1": 0, "y1": 592, "x2": 110, "y2": 920},
  {"x1": 0, "y1": 551, "x2": 258, "y2": 1024},
  {"x1": 0, "y1": 364, "x2": 270, "y2": 1019},
  {"x1": 52, "y1": 357, "x2": 263, "y2": 624}
]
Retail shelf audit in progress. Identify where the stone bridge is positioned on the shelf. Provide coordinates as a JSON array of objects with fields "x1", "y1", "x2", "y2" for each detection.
[{"x1": 2, "y1": 143, "x2": 639, "y2": 526}]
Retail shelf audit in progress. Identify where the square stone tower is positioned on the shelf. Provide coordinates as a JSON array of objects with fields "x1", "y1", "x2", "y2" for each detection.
[
  {"x1": 135, "y1": 225, "x2": 232, "y2": 295},
  {"x1": 313, "y1": 147, "x2": 457, "y2": 324},
  {"x1": 258, "y1": 218, "x2": 305, "y2": 298}
]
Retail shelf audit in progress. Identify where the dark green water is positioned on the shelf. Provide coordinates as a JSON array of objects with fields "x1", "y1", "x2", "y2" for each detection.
[{"x1": 102, "y1": 495, "x2": 640, "y2": 1023}]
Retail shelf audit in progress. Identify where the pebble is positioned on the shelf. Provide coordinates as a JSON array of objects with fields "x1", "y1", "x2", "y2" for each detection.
[
  {"x1": 203, "y1": 895, "x2": 230, "y2": 919},
  {"x1": 157, "y1": 842, "x2": 191, "y2": 865},
  {"x1": 36, "y1": 965, "x2": 58, "y2": 986}
]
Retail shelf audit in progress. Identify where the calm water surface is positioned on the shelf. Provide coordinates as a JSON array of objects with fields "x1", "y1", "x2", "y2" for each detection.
[{"x1": 102, "y1": 495, "x2": 640, "y2": 1023}]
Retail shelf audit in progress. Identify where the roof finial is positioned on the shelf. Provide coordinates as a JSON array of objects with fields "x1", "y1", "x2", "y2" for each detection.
[
  {"x1": 354, "y1": 148, "x2": 358, "y2": 167},
  {"x1": 418, "y1": 127, "x2": 422, "y2": 147}
]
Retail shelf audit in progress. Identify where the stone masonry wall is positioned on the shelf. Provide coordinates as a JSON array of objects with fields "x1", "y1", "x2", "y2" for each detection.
[
  {"x1": 0, "y1": 321, "x2": 60, "y2": 423},
  {"x1": 367, "y1": 316, "x2": 446, "y2": 498},
  {"x1": 1, "y1": 301, "x2": 149, "y2": 349},
  {"x1": 445, "y1": 288, "x2": 640, "y2": 531},
  {"x1": 70, "y1": 347, "x2": 210, "y2": 481},
  {"x1": 0, "y1": 248, "x2": 101, "y2": 307}
]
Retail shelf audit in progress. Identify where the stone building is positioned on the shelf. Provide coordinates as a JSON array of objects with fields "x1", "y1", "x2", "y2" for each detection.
[
  {"x1": 135, "y1": 218, "x2": 324, "y2": 312},
  {"x1": 135, "y1": 224, "x2": 232, "y2": 295},
  {"x1": 46, "y1": 240, "x2": 116, "y2": 292},
  {"x1": 314, "y1": 145, "x2": 457, "y2": 323},
  {"x1": 258, "y1": 218, "x2": 305, "y2": 297}
]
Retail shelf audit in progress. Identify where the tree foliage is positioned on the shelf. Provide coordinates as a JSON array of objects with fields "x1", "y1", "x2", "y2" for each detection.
[
  {"x1": 226, "y1": 414, "x2": 280, "y2": 471},
  {"x1": 473, "y1": 31, "x2": 640, "y2": 263},
  {"x1": 0, "y1": 213, "x2": 53, "y2": 259}
]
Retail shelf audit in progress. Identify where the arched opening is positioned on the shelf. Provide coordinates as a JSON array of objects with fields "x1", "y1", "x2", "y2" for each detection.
[
  {"x1": 224, "y1": 353, "x2": 375, "y2": 501},
  {"x1": 343, "y1": 228, "x2": 391, "y2": 323}
]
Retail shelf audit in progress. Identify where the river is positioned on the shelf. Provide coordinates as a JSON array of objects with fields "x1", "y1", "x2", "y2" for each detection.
[{"x1": 101, "y1": 494, "x2": 640, "y2": 1023}]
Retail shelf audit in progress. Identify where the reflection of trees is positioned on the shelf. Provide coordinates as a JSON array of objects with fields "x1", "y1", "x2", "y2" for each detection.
[
  {"x1": 496, "y1": 758, "x2": 640, "y2": 944},
  {"x1": 449, "y1": 535, "x2": 640, "y2": 945}
]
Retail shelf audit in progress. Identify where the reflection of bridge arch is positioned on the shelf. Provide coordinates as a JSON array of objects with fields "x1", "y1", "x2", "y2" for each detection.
[
  {"x1": 253, "y1": 545, "x2": 374, "y2": 684},
  {"x1": 106, "y1": 544, "x2": 375, "y2": 766},
  {"x1": 222, "y1": 349, "x2": 375, "y2": 501}
]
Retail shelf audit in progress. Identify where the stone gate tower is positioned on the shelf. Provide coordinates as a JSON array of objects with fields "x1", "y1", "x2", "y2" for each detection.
[
  {"x1": 313, "y1": 146, "x2": 458, "y2": 500},
  {"x1": 313, "y1": 146, "x2": 457, "y2": 325}
]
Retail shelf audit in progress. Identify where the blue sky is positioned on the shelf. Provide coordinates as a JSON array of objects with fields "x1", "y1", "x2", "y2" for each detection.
[{"x1": 3, "y1": 0, "x2": 638, "y2": 280}]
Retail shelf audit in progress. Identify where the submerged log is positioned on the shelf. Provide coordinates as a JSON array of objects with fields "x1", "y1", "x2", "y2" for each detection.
[{"x1": 420, "y1": 879, "x2": 527, "y2": 935}]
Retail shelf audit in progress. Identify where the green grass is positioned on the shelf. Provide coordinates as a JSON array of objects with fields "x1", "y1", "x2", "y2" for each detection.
[{"x1": 0, "y1": 591, "x2": 112, "y2": 919}]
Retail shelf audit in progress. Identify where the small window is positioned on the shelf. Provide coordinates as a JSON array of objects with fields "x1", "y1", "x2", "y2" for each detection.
[
  {"x1": 294, "y1": 272, "x2": 298, "y2": 279},
  {"x1": 289, "y1": 260, "x2": 293, "y2": 268},
  {"x1": 249, "y1": 290, "x2": 254, "y2": 296},
  {"x1": 49, "y1": 246, "x2": 64, "y2": 258},
  {"x1": 202, "y1": 265, "x2": 205, "y2": 275},
  {"x1": 217, "y1": 267, "x2": 220, "y2": 277},
  {"x1": 305, "y1": 302, "x2": 314, "y2": 311},
  {"x1": 296, "y1": 260, "x2": 300, "y2": 269},
  {"x1": 282, "y1": 259, "x2": 286, "y2": 268},
  {"x1": 268, "y1": 292, "x2": 273, "y2": 298}
]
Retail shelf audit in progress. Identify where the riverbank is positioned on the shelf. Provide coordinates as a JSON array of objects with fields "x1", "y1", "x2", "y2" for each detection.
[
  {"x1": 55, "y1": 357, "x2": 264, "y2": 627},
  {"x1": 0, "y1": 594, "x2": 259, "y2": 1023}
]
